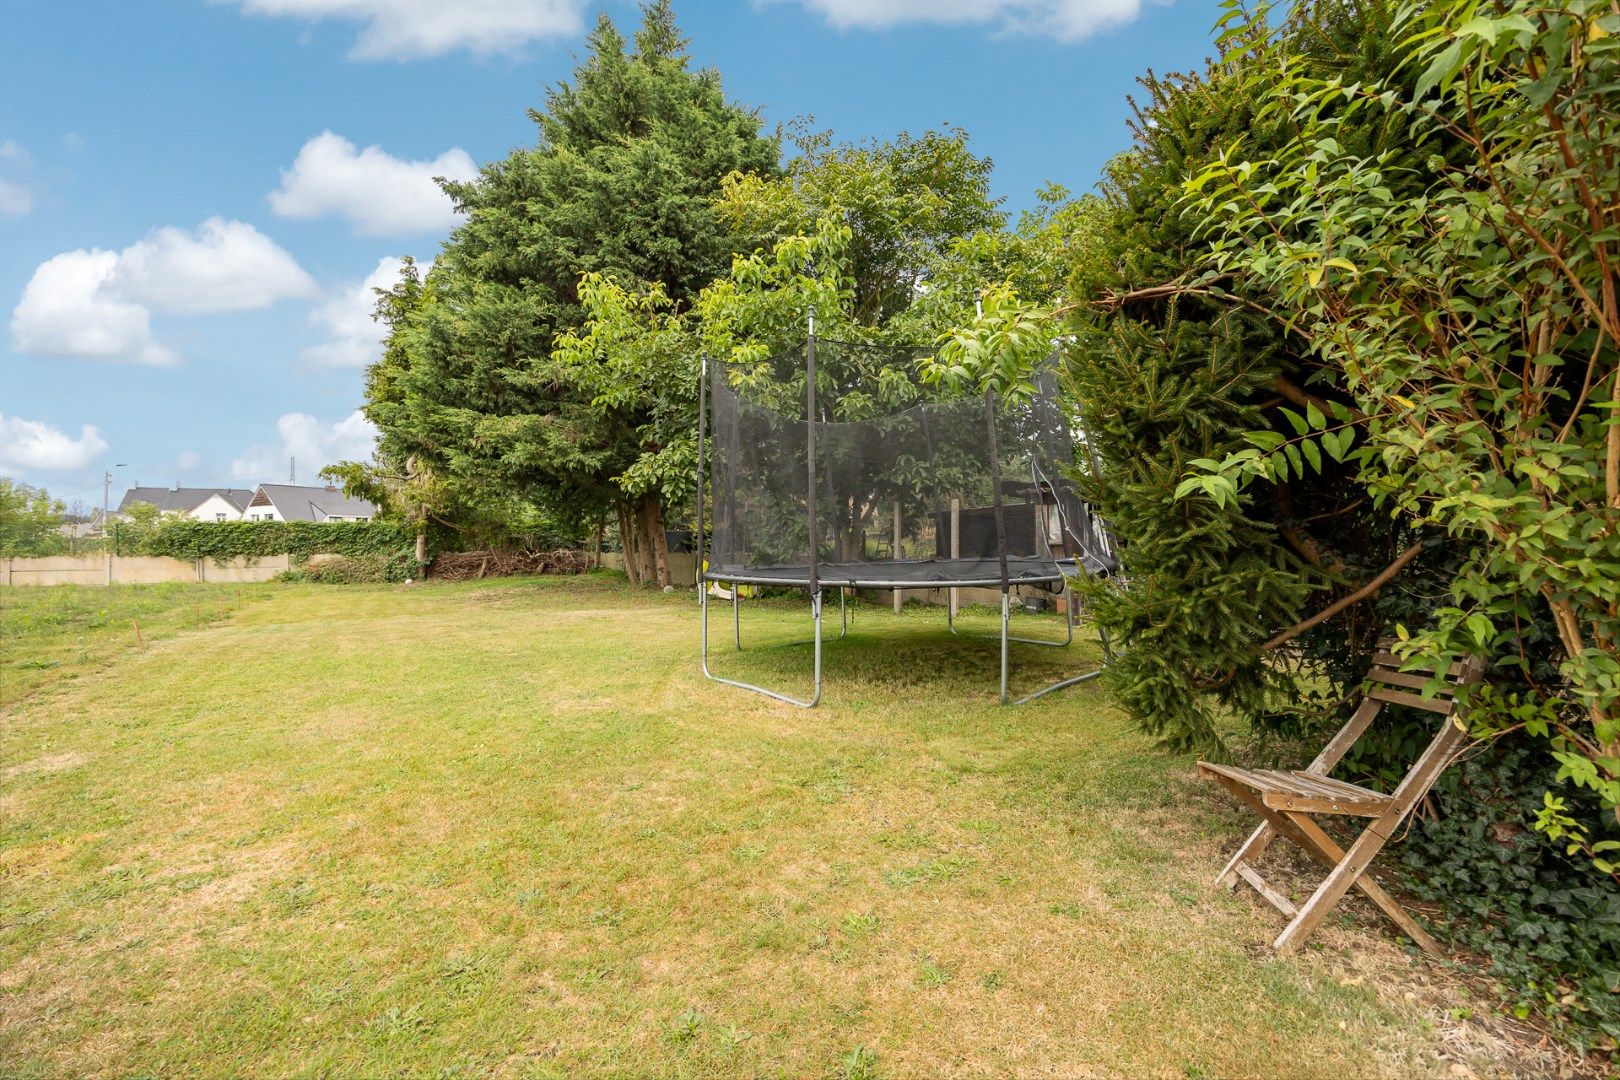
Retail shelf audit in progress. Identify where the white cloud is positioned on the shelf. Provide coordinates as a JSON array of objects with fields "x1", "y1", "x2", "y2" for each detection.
[
  {"x1": 794, "y1": 0, "x2": 1143, "y2": 41},
  {"x1": 269, "y1": 132, "x2": 477, "y2": 236},
  {"x1": 109, "y1": 217, "x2": 317, "y2": 314},
  {"x1": 0, "y1": 413, "x2": 109, "y2": 473},
  {"x1": 0, "y1": 181, "x2": 30, "y2": 216},
  {"x1": 10, "y1": 219, "x2": 314, "y2": 365},
  {"x1": 224, "y1": 0, "x2": 585, "y2": 60},
  {"x1": 0, "y1": 139, "x2": 35, "y2": 216},
  {"x1": 303, "y1": 255, "x2": 421, "y2": 368},
  {"x1": 10, "y1": 249, "x2": 178, "y2": 366},
  {"x1": 230, "y1": 410, "x2": 378, "y2": 479}
]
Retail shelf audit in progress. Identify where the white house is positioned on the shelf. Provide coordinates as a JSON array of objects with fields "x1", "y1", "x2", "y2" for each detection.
[
  {"x1": 116, "y1": 486, "x2": 253, "y2": 522},
  {"x1": 241, "y1": 483, "x2": 377, "y2": 523}
]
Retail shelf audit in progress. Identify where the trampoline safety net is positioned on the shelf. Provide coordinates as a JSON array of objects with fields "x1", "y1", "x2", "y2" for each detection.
[{"x1": 704, "y1": 338, "x2": 1115, "y2": 591}]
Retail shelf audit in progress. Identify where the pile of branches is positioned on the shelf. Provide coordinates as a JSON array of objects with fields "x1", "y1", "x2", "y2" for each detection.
[{"x1": 428, "y1": 548, "x2": 593, "y2": 581}]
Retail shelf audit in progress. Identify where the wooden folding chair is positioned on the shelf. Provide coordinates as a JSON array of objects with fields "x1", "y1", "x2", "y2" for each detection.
[{"x1": 1199, "y1": 646, "x2": 1483, "y2": 953}]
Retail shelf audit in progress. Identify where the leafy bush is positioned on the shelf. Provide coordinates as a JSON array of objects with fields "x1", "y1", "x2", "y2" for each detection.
[
  {"x1": 135, "y1": 520, "x2": 415, "y2": 562},
  {"x1": 277, "y1": 551, "x2": 417, "y2": 584},
  {"x1": 1399, "y1": 742, "x2": 1620, "y2": 1052}
]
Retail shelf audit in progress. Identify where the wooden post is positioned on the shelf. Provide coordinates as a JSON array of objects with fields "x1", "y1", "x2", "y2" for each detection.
[
  {"x1": 949, "y1": 498, "x2": 960, "y2": 620},
  {"x1": 106, "y1": 554, "x2": 113, "y2": 586},
  {"x1": 892, "y1": 502, "x2": 903, "y2": 614}
]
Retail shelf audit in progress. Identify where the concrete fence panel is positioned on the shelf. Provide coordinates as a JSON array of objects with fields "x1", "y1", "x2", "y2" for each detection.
[{"x1": 2, "y1": 554, "x2": 294, "y2": 587}]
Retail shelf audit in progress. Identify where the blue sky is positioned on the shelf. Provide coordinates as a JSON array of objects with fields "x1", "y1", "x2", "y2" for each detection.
[{"x1": 0, "y1": 0, "x2": 1220, "y2": 512}]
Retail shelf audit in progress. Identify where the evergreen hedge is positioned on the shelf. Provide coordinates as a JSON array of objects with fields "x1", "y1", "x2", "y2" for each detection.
[{"x1": 132, "y1": 520, "x2": 415, "y2": 561}]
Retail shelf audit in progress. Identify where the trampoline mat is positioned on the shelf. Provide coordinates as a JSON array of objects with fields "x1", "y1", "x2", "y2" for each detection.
[{"x1": 704, "y1": 556, "x2": 1074, "y2": 590}]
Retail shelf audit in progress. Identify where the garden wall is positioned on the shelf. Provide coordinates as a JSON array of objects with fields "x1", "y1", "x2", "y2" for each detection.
[{"x1": 1, "y1": 554, "x2": 292, "y2": 586}]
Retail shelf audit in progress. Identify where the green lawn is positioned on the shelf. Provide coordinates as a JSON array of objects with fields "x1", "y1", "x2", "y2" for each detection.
[
  {"x1": 2, "y1": 577, "x2": 1516, "y2": 1077},
  {"x1": 0, "y1": 582, "x2": 272, "y2": 709}
]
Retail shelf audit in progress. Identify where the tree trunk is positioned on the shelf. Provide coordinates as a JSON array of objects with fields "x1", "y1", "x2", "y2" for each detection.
[
  {"x1": 617, "y1": 503, "x2": 641, "y2": 588},
  {"x1": 591, "y1": 512, "x2": 604, "y2": 570},
  {"x1": 639, "y1": 494, "x2": 672, "y2": 589},
  {"x1": 415, "y1": 527, "x2": 427, "y2": 577}
]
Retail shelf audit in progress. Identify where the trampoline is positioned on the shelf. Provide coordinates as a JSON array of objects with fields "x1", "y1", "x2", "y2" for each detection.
[{"x1": 697, "y1": 317, "x2": 1118, "y2": 707}]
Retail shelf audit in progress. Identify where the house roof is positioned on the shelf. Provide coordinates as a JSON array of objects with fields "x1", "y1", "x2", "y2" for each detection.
[
  {"x1": 252, "y1": 484, "x2": 377, "y2": 522},
  {"x1": 117, "y1": 486, "x2": 254, "y2": 514}
]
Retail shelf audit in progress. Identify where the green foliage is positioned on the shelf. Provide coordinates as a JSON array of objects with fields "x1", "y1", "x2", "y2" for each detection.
[
  {"x1": 1397, "y1": 742, "x2": 1620, "y2": 1051},
  {"x1": 1182, "y1": 0, "x2": 1620, "y2": 865},
  {"x1": 136, "y1": 520, "x2": 414, "y2": 561},
  {"x1": 277, "y1": 552, "x2": 418, "y2": 584},
  {"x1": 366, "y1": 2, "x2": 778, "y2": 532},
  {"x1": 552, "y1": 272, "x2": 701, "y2": 511},
  {"x1": 558, "y1": 127, "x2": 1031, "y2": 515},
  {"x1": 1058, "y1": 8, "x2": 1375, "y2": 753},
  {"x1": 0, "y1": 478, "x2": 68, "y2": 556}
]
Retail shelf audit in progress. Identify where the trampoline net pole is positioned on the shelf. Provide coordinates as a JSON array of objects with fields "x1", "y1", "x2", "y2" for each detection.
[
  {"x1": 695, "y1": 353, "x2": 706, "y2": 597},
  {"x1": 806, "y1": 310, "x2": 819, "y2": 599}
]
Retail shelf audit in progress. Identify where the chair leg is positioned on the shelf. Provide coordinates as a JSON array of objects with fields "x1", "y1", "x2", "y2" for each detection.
[
  {"x1": 1208, "y1": 775, "x2": 1437, "y2": 953},
  {"x1": 1276, "y1": 814, "x2": 1438, "y2": 955},
  {"x1": 1216, "y1": 822, "x2": 1277, "y2": 889}
]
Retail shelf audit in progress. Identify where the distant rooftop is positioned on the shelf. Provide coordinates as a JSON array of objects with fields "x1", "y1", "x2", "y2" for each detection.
[
  {"x1": 250, "y1": 483, "x2": 377, "y2": 522},
  {"x1": 117, "y1": 486, "x2": 254, "y2": 514}
]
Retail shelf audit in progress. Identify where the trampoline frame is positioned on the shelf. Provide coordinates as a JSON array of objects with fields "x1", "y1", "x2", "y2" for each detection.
[{"x1": 695, "y1": 316, "x2": 1114, "y2": 707}]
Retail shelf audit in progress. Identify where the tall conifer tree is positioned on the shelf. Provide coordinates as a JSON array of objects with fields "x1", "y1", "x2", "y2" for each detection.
[{"x1": 366, "y1": 1, "x2": 778, "y2": 584}]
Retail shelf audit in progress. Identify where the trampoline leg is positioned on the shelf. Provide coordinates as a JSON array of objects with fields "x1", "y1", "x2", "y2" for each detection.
[
  {"x1": 700, "y1": 585, "x2": 823, "y2": 708},
  {"x1": 733, "y1": 588, "x2": 741, "y2": 651},
  {"x1": 999, "y1": 590, "x2": 1011, "y2": 705},
  {"x1": 810, "y1": 590, "x2": 824, "y2": 705},
  {"x1": 1010, "y1": 603, "x2": 1111, "y2": 705},
  {"x1": 840, "y1": 589, "x2": 848, "y2": 638}
]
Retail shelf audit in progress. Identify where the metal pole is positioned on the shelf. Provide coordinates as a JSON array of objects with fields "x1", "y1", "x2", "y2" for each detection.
[
  {"x1": 810, "y1": 589, "x2": 823, "y2": 705},
  {"x1": 1000, "y1": 591, "x2": 1011, "y2": 704},
  {"x1": 985, "y1": 388, "x2": 1011, "y2": 703},
  {"x1": 701, "y1": 580, "x2": 824, "y2": 708},
  {"x1": 806, "y1": 308, "x2": 819, "y2": 602},
  {"x1": 892, "y1": 502, "x2": 902, "y2": 614},
  {"x1": 949, "y1": 497, "x2": 960, "y2": 620},
  {"x1": 696, "y1": 353, "x2": 707, "y2": 599},
  {"x1": 733, "y1": 587, "x2": 741, "y2": 650}
]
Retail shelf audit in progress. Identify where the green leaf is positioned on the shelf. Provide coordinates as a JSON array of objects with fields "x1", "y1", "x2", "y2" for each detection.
[{"x1": 1415, "y1": 40, "x2": 1462, "y2": 100}]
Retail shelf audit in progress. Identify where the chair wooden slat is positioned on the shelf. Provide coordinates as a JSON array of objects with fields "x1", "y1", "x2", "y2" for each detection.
[
  {"x1": 1196, "y1": 764, "x2": 1392, "y2": 817},
  {"x1": 1373, "y1": 650, "x2": 1470, "y2": 677},
  {"x1": 1367, "y1": 667, "x2": 1454, "y2": 694},
  {"x1": 1366, "y1": 685, "x2": 1455, "y2": 715},
  {"x1": 1260, "y1": 788, "x2": 1390, "y2": 817}
]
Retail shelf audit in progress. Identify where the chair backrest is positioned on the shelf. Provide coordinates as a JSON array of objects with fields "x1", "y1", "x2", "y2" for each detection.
[{"x1": 1305, "y1": 644, "x2": 1485, "y2": 780}]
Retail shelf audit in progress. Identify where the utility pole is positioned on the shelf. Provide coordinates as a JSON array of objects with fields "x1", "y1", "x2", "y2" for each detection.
[{"x1": 103, "y1": 463, "x2": 126, "y2": 552}]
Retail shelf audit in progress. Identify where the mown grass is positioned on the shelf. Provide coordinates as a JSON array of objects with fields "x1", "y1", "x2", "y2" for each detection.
[
  {"x1": 1, "y1": 577, "x2": 1510, "y2": 1077},
  {"x1": 0, "y1": 582, "x2": 272, "y2": 708}
]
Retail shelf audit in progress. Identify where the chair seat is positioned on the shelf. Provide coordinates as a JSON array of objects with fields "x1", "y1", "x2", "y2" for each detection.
[{"x1": 1199, "y1": 762, "x2": 1392, "y2": 817}]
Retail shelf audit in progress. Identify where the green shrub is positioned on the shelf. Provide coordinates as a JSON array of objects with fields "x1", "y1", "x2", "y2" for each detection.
[
  {"x1": 1398, "y1": 741, "x2": 1620, "y2": 1052},
  {"x1": 277, "y1": 551, "x2": 417, "y2": 584},
  {"x1": 135, "y1": 520, "x2": 416, "y2": 562}
]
